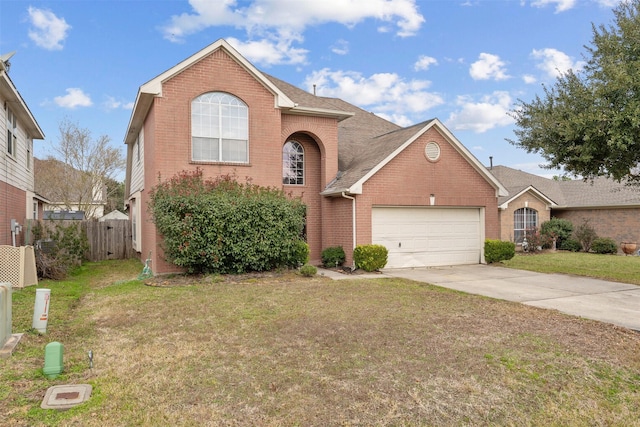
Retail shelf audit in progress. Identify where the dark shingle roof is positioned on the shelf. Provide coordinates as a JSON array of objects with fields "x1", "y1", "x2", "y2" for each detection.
[
  {"x1": 265, "y1": 74, "x2": 432, "y2": 193},
  {"x1": 489, "y1": 165, "x2": 640, "y2": 208}
]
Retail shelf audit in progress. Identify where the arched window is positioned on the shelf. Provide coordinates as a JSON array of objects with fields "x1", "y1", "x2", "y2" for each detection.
[
  {"x1": 513, "y1": 207, "x2": 538, "y2": 244},
  {"x1": 191, "y1": 92, "x2": 248, "y2": 163},
  {"x1": 282, "y1": 141, "x2": 304, "y2": 185}
]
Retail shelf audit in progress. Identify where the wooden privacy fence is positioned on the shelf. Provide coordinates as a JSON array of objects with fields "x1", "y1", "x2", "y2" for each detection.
[{"x1": 25, "y1": 219, "x2": 137, "y2": 262}]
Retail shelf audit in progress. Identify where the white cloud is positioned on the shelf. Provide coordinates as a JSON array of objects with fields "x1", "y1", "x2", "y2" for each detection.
[
  {"x1": 469, "y1": 53, "x2": 510, "y2": 81},
  {"x1": 331, "y1": 39, "x2": 349, "y2": 55},
  {"x1": 227, "y1": 36, "x2": 308, "y2": 66},
  {"x1": 531, "y1": 0, "x2": 576, "y2": 13},
  {"x1": 162, "y1": 0, "x2": 424, "y2": 64},
  {"x1": 522, "y1": 74, "x2": 537, "y2": 84},
  {"x1": 54, "y1": 88, "x2": 92, "y2": 109},
  {"x1": 414, "y1": 55, "x2": 438, "y2": 71},
  {"x1": 531, "y1": 48, "x2": 584, "y2": 78},
  {"x1": 27, "y1": 7, "x2": 71, "y2": 50},
  {"x1": 103, "y1": 96, "x2": 134, "y2": 111},
  {"x1": 304, "y1": 68, "x2": 443, "y2": 125},
  {"x1": 445, "y1": 91, "x2": 514, "y2": 133}
]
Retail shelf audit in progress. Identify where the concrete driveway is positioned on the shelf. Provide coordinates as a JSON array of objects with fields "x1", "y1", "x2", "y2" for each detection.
[{"x1": 381, "y1": 264, "x2": 640, "y2": 331}]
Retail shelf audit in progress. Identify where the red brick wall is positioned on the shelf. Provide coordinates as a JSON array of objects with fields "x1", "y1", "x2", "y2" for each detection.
[
  {"x1": 139, "y1": 49, "x2": 342, "y2": 273},
  {"x1": 553, "y1": 208, "x2": 640, "y2": 253},
  {"x1": 0, "y1": 181, "x2": 27, "y2": 246},
  {"x1": 352, "y1": 126, "x2": 499, "y2": 255},
  {"x1": 283, "y1": 133, "x2": 323, "y2": 264}
]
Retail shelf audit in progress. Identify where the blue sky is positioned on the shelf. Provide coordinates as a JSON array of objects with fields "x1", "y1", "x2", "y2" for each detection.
[{"x1": 0, "y1": 0, "x2": 622, "y2": 180}]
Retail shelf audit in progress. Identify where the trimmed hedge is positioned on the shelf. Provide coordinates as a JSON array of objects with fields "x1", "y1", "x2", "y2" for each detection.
[
  {"x1": 353, "y1": 244, "x2": 388, "y2": 272},
  {"x1": 149, "y1": 169, "x2": 307, "y2": 274},
  {"x1": 591, "y1": 237, "x2": 618, "y2": 254},
  {"x1": 321, "y1": 246, "x2": 346, "y2": 267},
  {"x1": 484, "y1": 239, "x2": 515, "y2": 263}
]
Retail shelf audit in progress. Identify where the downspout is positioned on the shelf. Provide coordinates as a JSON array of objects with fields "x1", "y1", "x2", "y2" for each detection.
[{"x1": 341, "y1": 192, "x2": 356, "y2": 270}]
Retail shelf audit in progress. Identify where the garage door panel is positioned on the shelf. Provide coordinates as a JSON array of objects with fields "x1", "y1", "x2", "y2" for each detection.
[{"x1": 372, "y1": 207, "x2": 481, "y2": 268}]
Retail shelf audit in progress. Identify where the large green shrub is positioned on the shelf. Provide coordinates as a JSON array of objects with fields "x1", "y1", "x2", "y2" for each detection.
[
  {"x1": 321, "y1": 246, "x2": 346, "y2": 267},
  {"x1": 149, "y1": 169, "x2": 307, "y2": 274},
  {"x1": 591, "y1": 237, "x2": 618, "y2": 254},
  {"x1": 541, "y1": 218, "x2": 573, "y2": 249},
  {"x1": 353, "y1": 244, "x2": 388, "y2": 272},
  {"x1": 484, "y1": 239, "x2": 515, "y2": 263}
]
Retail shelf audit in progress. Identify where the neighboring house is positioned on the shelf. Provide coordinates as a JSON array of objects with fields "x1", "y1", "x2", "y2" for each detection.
[
  {"x1": 124, "y1": 39, "x2": 507, "y2": 275},
  {"x1": 0, "y1": 52, "x2": 45, "y2": 246},
  {"x1": 99, "y1": 209, "x2": 128, "y2": 222},
  {"x1": 490, "y1": 165, "x2": 640, "y2": 251},
  {"x1": 34, "y1": 157, "x2": 107, "y2": 220}
]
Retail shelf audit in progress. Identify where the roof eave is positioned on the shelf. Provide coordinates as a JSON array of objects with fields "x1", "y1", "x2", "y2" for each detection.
[
  {"x1": 0, "y1": 70, "x2": 45, "y2": 140},
  {"x1": 286, "y1": 106, "x2": 354, "y2": 122}
]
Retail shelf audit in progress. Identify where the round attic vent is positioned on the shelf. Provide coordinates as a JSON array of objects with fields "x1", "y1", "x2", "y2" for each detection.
[{"x1": 425, "y1": 141, "x2": 441, "y2": 161}]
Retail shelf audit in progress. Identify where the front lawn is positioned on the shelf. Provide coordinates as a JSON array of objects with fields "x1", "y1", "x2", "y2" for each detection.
[
  {"x1": 1, "y1": 259, "x2": 639, "y2": 426},
  {"x1": 501, "y1": 251, "x2": 640, "y2": 285}
]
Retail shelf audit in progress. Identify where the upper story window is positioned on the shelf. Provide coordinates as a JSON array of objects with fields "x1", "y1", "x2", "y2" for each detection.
[
  {"x1": 6, "y1": 108, "x2": 17, "y2": 157},
  {"x1": 26, "y1": 138, "x2": 32, "y2": 169},
  {"x1": 282, "y1": 141, "x2": 304, "y2": 185},
  {"x1": 191, "y1": 92, "x2": 248, "y2": 163},
  {"x1": 513, "y1": 207, "x2": 538, "y2": 244}
]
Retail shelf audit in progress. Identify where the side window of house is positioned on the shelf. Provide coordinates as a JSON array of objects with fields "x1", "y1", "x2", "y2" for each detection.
[
  {"x1": 27, "y1": 138, "x2": 32, "y2": 169},
  {"x1": 282, "y1": 141, "x2": 304, "y2": 185},
  {"x1": 513, "y1": 207, "x2": 538, "y2": 244},
  {"x1": 191, "y1": 92, "x2": 248, "y2": 163},
  {"x1": 6, "y1": 108, "x2": 17, "y2": 157}
]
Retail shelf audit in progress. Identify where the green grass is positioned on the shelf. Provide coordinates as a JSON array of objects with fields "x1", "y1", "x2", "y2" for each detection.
[
  {"x1": 1, "y1": 258, "x2": 639, "y2": 426},
  {"x1": 501, "y1": 251, "x2": 640, "y2": 285}
]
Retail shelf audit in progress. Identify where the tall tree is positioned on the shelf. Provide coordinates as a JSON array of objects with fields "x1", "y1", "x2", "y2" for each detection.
[
  {"x1": 509, "y1": 0, "x2": 640, "y2": 183},
  {"x1": 36, "y1": 119, "x2": 125, "y2": 218}
]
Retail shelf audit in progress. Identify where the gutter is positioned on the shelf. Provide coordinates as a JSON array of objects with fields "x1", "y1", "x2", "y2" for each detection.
[{"x1": 341, "y1": 192, "x2": 357, "y2": 270}]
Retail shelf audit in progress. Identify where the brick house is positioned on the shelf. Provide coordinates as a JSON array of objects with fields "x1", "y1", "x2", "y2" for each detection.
[
  {"x1": 124, "y1": 39, "x2": 507, "y2": 274},
  {"x1": 490, "y1": 165, "x2": 640, "y2": 252},
  {"x1": 1, "y1": 52, "x2": 45, "y2": 246}
]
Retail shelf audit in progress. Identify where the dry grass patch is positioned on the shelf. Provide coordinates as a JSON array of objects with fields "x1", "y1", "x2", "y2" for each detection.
[{"x1": 2, "y1": 261, "x2": 640, "y2": 426}]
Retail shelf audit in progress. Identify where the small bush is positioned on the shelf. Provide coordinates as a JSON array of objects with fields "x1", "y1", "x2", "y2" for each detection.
[
  {"x1": 353, "y1": 244, "x2": 388, "y2": 272},
  {"x1": 560, "y1": 238, "x2": 582, "y2": 252},
  {"x1": 591, "y1": 237, "x2": 618, "y2": 254},
  {"x1": 299, "y1": 264, "x2": 317, "y2": 277},
  {"x1": 574, "y1": 220, "x2": 598, "y2": 252},
  {"x1": 34, "y1": 221, "x2": 89, "y2": 280},
  {"x1": 485, "y1": 239, "x2": 515, "y2": 263},
  {"x1": 289, "y1": 240, "x2": 310, "y2": 267},
  {"x1": 523, "y1": 228, "x2": 550, "y2": 253},
  {"x1": 321, "y1": 246, "x2": 346, "y2": 267}
]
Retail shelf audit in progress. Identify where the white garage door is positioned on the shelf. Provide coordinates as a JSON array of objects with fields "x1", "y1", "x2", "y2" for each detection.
[{"x1": 372, "y1": 207, "x2": 482, "y2": 269}]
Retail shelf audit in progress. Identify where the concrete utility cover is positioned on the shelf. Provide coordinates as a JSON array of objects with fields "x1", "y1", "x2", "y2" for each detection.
[{"x1": 41, "y1": 384, "x2": 92, "y2": 410}]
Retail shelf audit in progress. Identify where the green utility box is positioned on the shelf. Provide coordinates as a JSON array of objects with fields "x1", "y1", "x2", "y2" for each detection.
[{"x1": 43, "y1": 341, "x2": 63, "y2": 379}]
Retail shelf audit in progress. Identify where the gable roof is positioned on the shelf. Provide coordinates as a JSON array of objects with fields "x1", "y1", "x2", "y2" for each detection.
[
  {"x1": 124, "y1": 39, "x2": 353, "y2": 147},
  {"x1": 321, "y1": 118, "x2": 508, "y2": 196},
  {"x1": 123, "y1": 38, "x2": 507, "y2": 200},
  {"x1": 490, "y1": 165, "x2": 640, "y2": 209}
]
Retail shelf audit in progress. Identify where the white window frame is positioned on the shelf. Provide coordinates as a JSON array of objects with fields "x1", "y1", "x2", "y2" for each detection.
[
  {"x1": 6, "y1": 108, "x2": 17, "y2": 158},
  {"x1": 513, "y1": 207, "x2": 538, "y2": 244},
  {"x1": 191, "y1": 92, "x2": 248, "y2": 163},
  {"x1": 282, "y1": 141, "x2": 304, "y2": 185}
]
